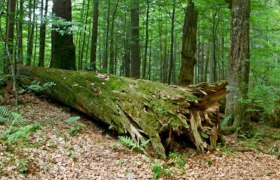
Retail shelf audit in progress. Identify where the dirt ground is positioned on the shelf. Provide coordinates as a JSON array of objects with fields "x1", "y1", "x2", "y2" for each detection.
[{"x1": 0, "y1": 93, "x2": 279, "y2": 180}]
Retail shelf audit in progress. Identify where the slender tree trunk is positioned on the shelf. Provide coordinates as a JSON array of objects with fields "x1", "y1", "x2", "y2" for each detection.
[
  {"x1": 130, "y1": 0, "x2": 141, "y2": 78},
  {"x1": 77, "y1": 0, "x2": 85, "y2": 70},
  {"x1": 90, "y1": 0, "x2": 99, "y2": 71},
  {"x1": 38, "y1": 0, "x2": 48, "y2": 67},
  {"x1": 200, "y1": 41, "x2": 205, "y2": 82},
  {"x1": 79, "y1": 0, "x2": 90, "y2": 70},
  {"x1": 124, "y1": 11, "x2": 131, "y2": 77},
  {"x1": 17, "y1": 0, "x2": 23, "y2": 64},
  {"x1": 167, "y1": 0, "x2": 175, "y2": 85},
  {"x1": 33, "y1": 22, "x2": 38, "y2": 65},
  {"x1": 148, "y1": 38, "x2": 152, "y2": 80},
  {"x1": 4, "y1": 0, "x2": 16, "y2": 74},
  {"x1": 159, "y1": 12, "x2": 163, "y2": 82},
  {"x1": 109, "y1": 0, "x2": 119, "y2": 74},
  {"x1": 103, "y1": 1, "x2": 111, "y2": 73},
  {"x1": 142, "y1": 0, "x2": 150, "y2": 79},
  {"x1": 26, "y1": 0, "x2": 36, "y2": 66},
  {"x1": 224, "y1": 0, "x2": 250, "y2": 133},
  {"x1": 204, "y1": 44, "x2": 210, "y2": 82},
  {"x1": 178, "y1": 0, "x2": 198, "y2": 86}
]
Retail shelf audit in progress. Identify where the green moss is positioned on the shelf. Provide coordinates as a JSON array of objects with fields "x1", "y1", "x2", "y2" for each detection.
[{"x1": 19, "y1": 66, "x2": 216, "y2": 159}]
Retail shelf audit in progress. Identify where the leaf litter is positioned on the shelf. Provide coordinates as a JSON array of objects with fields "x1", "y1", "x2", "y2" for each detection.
[{"x1": 0, "y1": 93, "x2": 279, "y2": 179}]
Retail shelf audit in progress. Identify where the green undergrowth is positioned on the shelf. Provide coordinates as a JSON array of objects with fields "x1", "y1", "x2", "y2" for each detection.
[
  {"x1": 0, "y1": 103, "x2": 87, "y2": 176},
  {"x1": 233, "y1": 123, "x2": 280, "y2": 157}
]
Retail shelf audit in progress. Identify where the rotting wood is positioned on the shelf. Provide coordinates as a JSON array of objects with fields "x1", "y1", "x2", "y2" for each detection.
[{"x1": 18, "y1": 66, "x2": 227, "y2": 159}]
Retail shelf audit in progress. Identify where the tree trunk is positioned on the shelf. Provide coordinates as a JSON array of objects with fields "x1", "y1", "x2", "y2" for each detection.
[
  {"x1": 103, "y1": 1, "x2": 110, "y2": 73},
  {"x1": 18, "y1": 66, "x2": 227, "y2": 159},
  {"x1": 17, "y1": 0, "x2": 24, "y2": 64},
  {"x1": 4, "y1": 0, "x2": 16, "y2": 74},
  {"x1": 26, "y1": 0, "x2": 36, "y2": 66},
  {"x1": 79, "y1": 0, "x2": 90, "y2": 70},
  {"x1": 224, "y1": 0, "x2": 250, "y2": 134},
  {"x1": 130, "y1": 0, "x2": 141, "y2": 78},
  {"x1": 38, "y1": 0, "x2": 48, "y2": 67},
  {"x1": 109, "y1": 0, "x2": 119, "y2": 74},
  {"x1": 167, "y1": 0, "x2": 175, "y2": 85},
  {"x1": 90, "y1": 0, "x2": 99, "y2": 71},
  {"x1": 50, "y1": 0, "x2": 76, "y2": 70},
  {"x1": 142, "y1": 0, "x2": 150, "y2": 79},
  {"x1": 124, "y1": 11, "x2": 131, "y2": 77},
  {"x1": 178, "y1": 1, "x2": 198, "y2": 86}
]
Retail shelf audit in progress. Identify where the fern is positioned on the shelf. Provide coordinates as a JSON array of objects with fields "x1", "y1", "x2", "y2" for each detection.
[
  {"x1": 24, "y1": 80, "x2": 56, "y2": 93},
  {"x1": 7, "y1": 124, "x2": 41, "y2": 144},
  {"x1": 110, "y1": 136, "x2": 150, "y2": 155},
  {"x1": 0, "y1": 106, "x2": 11, "y2": 118}
]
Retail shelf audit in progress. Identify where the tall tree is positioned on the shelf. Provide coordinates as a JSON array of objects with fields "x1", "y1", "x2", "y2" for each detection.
[
  {"x1": 109, "y1": 0, "x2": 119, "y2": 74},
  {"x1": 38, "y1": 0, "x2": 49, "y2": 67},
  {"x1": 178, "y1": 0, "x2": 198, "y2": 86},
  {"x1": 26, "y1": 0, "x2": 36, "y2": 66},
  {"x1": 79, "y1": 0, "x2": 90, "y2": 70},
  {"x1": 130, "y1": 0, "x2": 141, "y2": 78},
  {"x1": 142, "y1": 0, "x2": 150, "y2": 79},
  {"x1": 103, "y1": 1, "x2": 111, "y2": 73},
  {"x1": 17, "y1": 0, "x2": 24, "y2": 64},
  {"x1": 90, "y1": 0, "x2": 99, "y2": 71},
  {"x1": 224, "y1": 0, "x2": 251, "y2": 133},
  {"x1": 4, "y1": 0, "x2": 16, "y2": 74},
  {"x1": 50, "y1": 0, "x2": 76, "y2": 70},
  {"x1": 168, "y1": 0, "x2": 176, "y2": 84},
  {"x1": 124, "y1": 10, "x2": 131, "y2": 77}
]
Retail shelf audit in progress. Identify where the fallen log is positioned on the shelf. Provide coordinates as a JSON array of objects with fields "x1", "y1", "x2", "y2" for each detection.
[{"x1": 18, "y1": 66, "x2": 227, "y2": 159}]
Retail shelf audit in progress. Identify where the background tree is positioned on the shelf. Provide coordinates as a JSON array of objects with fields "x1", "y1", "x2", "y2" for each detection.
[
  {"x1": 4, "y1": 0, "x2": 16, "y2": 74},
  {"x1": 38, "y1": 0, "x2": 49, "y2": 67},
  {"x1": 50, "y1": 0, "x2": 76, "y2": 70},
  {"x1": 90, "y1": 0, "x2": 99, "y2": 71},
  {"x1": 130, "y1": 0, "x2": 141, "y2": 78}
]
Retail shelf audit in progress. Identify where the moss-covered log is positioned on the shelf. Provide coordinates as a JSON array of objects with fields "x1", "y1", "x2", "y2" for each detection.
[{"x1": 18, "y1": 66, "x2": 227, "y2": 159}]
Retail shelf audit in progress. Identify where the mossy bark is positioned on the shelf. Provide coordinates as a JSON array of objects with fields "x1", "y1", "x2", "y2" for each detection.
[{"x1": 18, "y1": 66, "x2": 227, "y2": 159}]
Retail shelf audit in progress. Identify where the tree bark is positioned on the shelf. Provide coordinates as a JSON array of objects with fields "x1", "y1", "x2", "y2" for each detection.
[
  {"x1": 50, "y1": 0, "x2": 76, "y2": 70},
  {"x1": 142, "y1": 0, "x2": 150, "y2": 79},
  {"x1": 17, "y1": 0, "x2": 24, "y2": 64},
  {"x1": 223, "y1": 0, "x2": 250, "y2": 134},
  {"x1": 168, "y1": 0, "x2": 175, "y2": 85},
  {"x1": 18, "y1": 66, "x2": 227, "y2": 159},
  {"x1": 4, "y1": 0, "x2": 16, "y2": 74},
  {"x1": 38, "y1": 0, "x2": 48, "y2": 67},
  {"x1": 90, "y1": 0, "x2": 99, "y2": 71},
  {"x1": 102, "y1": 1, "x2": 110, "y2": 73},
  {"x1": 26, "y1": 0, "x2": 36, "y2": 66},
  {"x1": 130, "y1": 0, "x2": 141, "y2": 78},
  {"x1": 109, "y1": 0, "x2": 119, "y2": 74},
  {"x1": 178, "y1": 1, "x2": 198, "y2": 86}
]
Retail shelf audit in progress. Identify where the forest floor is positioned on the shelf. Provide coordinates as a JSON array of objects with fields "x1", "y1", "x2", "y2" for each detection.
[{"x1": 0, "y1": 91, "x2": 280, "y2": 180}]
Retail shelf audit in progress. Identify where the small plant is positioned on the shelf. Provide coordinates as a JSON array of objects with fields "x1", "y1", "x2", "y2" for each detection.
[
  {"x1": 69, "y1": 123, "x2": 86, "y2": 136},
  {"x1": 168, "y1": 152, "x2": 186, "y2": 167},
  {"x1": 16, "y1": 159, "x2": 28, "y2": 174},
  {"x1": 151, "y1": 161, "x2": 164, "y2": 180},
  {"x1": 25, "y1": 80, "x2": 56, "y2": 93},
  {"x1": 65, "y1": 116, "x2": 86, "y2": 136},
  {"x1": 0, "y1": 106, "x2": 41, "y2": 147},
  {"x1": 217, "y1": 144, "x2": 233, "y2": 155},
  {"x1": 65, "y1": 147, "x2": 78, "y2": 160},
  {"x1": 205, "y1": 159, "x2": 213, "y2": 166},
  {"x1": 110, "y1": 136, "x2": 150, "y2": 155}
]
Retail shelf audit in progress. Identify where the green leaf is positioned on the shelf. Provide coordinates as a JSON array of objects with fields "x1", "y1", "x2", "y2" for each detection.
[{"x1": 65, "y1": 116, "x2": 80, "y2": 124}]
